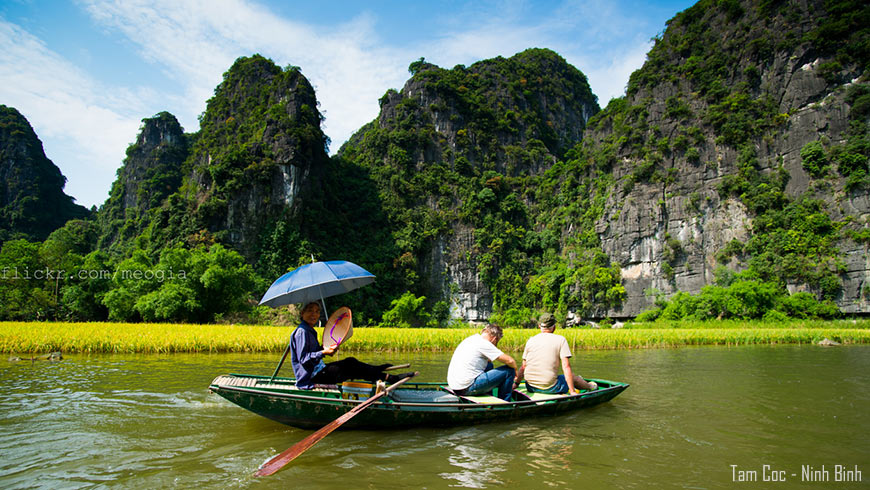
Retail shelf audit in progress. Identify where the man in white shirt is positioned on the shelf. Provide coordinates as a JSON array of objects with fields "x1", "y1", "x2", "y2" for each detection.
[
  {"x1": 515, "y1": 313, "x2": 597, "y2": 394},
  {"x1": 447, "y1": 324, "x2": 517, "y2": 401}
]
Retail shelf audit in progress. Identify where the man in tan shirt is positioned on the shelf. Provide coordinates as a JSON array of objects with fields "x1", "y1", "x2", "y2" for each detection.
[{"x1": 515, "y1": 313, "x2": 597, "y2": 394}]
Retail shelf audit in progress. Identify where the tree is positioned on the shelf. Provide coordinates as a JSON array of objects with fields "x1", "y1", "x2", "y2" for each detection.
[
  {"x1": 408, "y1": 57, "x2": 427, "y2": 75},
  {"x1": 382, "y1": 292, "x2": 431, "y2": 328},
  {"x1": 800, "y1": 141, "x2": 829, "y2": 177},
  {"x1": 0, "y1": 240, "x2": 55, "y2": 320},
  {"x1": 104, "y1": 244, "x2": 258, "y2": 323}
]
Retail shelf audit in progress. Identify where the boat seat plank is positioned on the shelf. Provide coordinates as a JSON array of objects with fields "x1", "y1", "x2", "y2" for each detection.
[
  {"x1": 390, "y1": 390, "x2": 461, "y2": 403},
  {"x1": 462, "y1": 394, "x2": 509, "y2": 404},
  {"x1": 211, "y1": 375, "x2": 341, "y2": 393},
  {"x1": 515, "y1": 387, "x2": 569, "y2": 401},
  {"x1": 438, "y1": 386, "x2": 508, "y2": 404},
  {"x1": 311, "y1": 384, "x2": 340, "y2": 392},
  {"x1": 526, "y1": 392, "x2": 566, "y2": 401}
]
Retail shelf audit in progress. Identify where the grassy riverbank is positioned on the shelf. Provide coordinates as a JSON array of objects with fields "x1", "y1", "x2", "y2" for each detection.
[{"x1": 2, "y1": 320, "x2": 870, "y2": 354}]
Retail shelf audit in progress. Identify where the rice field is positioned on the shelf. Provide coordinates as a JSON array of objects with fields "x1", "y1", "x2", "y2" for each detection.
[
  {"x1": 2, "y1": 320, "x2": 870, "y2": 354},
  {"x1": 621, "y1": 318, "x2": 870, "y2": 329}
]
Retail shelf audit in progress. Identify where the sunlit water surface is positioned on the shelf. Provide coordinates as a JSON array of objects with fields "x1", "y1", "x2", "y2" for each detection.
[{"x1": 1, "y1": 345, "x2": 868, "y2": 489}]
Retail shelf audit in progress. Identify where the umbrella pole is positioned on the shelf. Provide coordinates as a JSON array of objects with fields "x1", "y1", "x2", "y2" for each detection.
[
  {"x1": 269, "y1": 291, "x2": 326, "y2": 384},
  {"x1": 320, "y1": 284, "x2": 340, "y2": 354},
  {"x1": 270, "y1": 258, "x2": 320, "y2": 383},
  {"x1": 320, "y1": 298, "x2": 328, "y2": 329}
]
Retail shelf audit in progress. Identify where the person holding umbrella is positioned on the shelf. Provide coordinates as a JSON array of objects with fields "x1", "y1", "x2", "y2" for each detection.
[{"x1": 291, "y1": 302, "x2": 413, "y2": 389}]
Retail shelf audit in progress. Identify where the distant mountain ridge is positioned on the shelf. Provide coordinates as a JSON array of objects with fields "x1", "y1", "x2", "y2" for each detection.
[
  {"x1": 586, "y1": 0, "x2": 870, "y2": 316},
  {"x1": 0, "y1": 105, "x2": 89, "y2": 244},
  {"x1": 2, "y1": 0, "x2": 869, "y2": 323},
  {"x1": 338, "y1": 48, "x2": 603, "y2": 320}
]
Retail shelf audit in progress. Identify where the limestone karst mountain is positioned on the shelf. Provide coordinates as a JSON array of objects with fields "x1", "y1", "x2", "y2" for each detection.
[
  {"x1": 0, "y1": 105, "x2": 89, "y2": 244},
  {"x1": 4, "y1": 0, "x2": 868, "y2": 323}
]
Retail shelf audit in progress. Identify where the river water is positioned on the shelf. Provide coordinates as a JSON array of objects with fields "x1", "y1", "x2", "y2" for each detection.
[{"x1": 1, "y1": 345, "x2": 867, "y2": 489}]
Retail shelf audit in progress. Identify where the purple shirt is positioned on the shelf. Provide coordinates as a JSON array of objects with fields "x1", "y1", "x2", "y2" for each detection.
[{"x1": 290, "y1": 320, "x2": 327, "y2": 389}]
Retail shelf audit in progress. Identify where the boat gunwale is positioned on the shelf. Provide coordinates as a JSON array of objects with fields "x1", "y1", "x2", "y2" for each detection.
[{"x1": 209, "y1": 377, "x2": 629, "y2": 410}]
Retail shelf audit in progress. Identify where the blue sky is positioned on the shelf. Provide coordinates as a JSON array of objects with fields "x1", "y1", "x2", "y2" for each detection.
[{"x1": 0, "y1": 0, "x2": 695, "y2": 208}]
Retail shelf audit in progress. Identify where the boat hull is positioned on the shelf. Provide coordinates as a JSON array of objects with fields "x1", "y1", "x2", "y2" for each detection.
[{"x1": 209, "y1": 374, "x2": 629, "y2": 429}]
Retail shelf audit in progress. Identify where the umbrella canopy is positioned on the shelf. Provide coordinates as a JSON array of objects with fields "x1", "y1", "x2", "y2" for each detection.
[{"x1": 259, "y1": 260, "x2": 375, "y2": 308}]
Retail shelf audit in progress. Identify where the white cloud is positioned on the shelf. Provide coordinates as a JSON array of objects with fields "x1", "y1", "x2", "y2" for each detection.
[
  {"x1": 568, "y1": 40, "x2": 653, "y2": 106},
  {"x1": 78, "y1": 0, "x2": 411, "y2": 151},
  {"x1": 0, "y1": 19, "x2": 145, "y2": 208},
  {"x1": 427, "y1": 22, "x2": 547, "y2": 66},
  {"x1": 401, "y1": 0, "x2": 659, "y2": 108},
  {"x1": 0, "y1": 0, "x2": 672, "y2": 208}
]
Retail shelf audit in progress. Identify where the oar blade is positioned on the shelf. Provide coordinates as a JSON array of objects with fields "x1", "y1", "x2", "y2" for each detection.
[
  {"x1": 255, "y1": 404, "x2": 363, "y2": 476},
  {"x1": 255, "y1": 372, "x2": 418, "y2": 477},
  {"x1": 255, "y1": 432, "x2": 328, "y2": 476}
]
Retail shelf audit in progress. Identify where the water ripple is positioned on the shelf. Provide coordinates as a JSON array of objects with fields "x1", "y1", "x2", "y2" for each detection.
[{"x1": 1, "y1": 347, "x2": 868, "y2": 489}]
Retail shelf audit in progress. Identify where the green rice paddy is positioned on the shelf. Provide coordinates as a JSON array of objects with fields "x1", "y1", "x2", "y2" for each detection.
[{"x1": 2, "y1": 320, "x2": 870, "y2": 354}]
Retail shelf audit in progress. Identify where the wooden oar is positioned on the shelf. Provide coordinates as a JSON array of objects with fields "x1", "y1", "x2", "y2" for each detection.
[
  {"x1": 383, "y1": 363, "x2": 410, "y2": 371},
  {"x1": 255, "y1": 372, "x2": 418, "y2": 477}
]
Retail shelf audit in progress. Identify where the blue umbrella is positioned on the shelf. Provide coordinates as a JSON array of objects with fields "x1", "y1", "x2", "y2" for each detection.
[
  {"x1": 259, "y1": 260, "x2": 376, "y2": 308},
  {"x1": 260, "y1": 260, "x2": 375, "y2": 383}
]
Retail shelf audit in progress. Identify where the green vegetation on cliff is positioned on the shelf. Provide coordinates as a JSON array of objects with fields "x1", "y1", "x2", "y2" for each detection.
[
  {"x1": 2, "y1": 1, "x2": 868, "y2": 325},
  {"x1": 97, "y1": 111, "x2": 189, "y2": 255},
  {"x1": 145, "y1": 55, "x2": 330, "y2": 260},
  {"x1": 0, "y1": 106, "x2": 89, "y2": 244},
  {"x1": 338, "y1": 48, "x2": 628, "y2": 324},
  {"x1": 1, "y1": 56, "x2": 330, "y2": 324},
  {"x1": 589, "y1": 0, "x2": 869, "y2": 321}
]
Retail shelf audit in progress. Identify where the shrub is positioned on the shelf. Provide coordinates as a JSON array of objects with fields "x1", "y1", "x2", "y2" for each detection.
[
  {"x1": 685, "y1": 147, "x2": 701, "y2": 163},
  {"x1": 634, "y1": 308, "x2": 662, "y2": 322},
  {"x1": 381, "y1": 291, "x2": 431, "y2": 328},
  {"x1": 800, "y1": 141, "x2": 829, "y2": 177},
  {"x1": 817, "y1": 61, "x2": 842, "y2": 84},
  {"x1": 779, "y1": 292, "x2": 841, "y2": 319},
  {"x1": 650, "y1": 279, "x2": 843, "y2": 321},
  {"x1": 490, "y1": 307, "x2": 536, "y2": 328},
  {"x1": 761, "y1": 309, "x2": 789, "y2": 322}
]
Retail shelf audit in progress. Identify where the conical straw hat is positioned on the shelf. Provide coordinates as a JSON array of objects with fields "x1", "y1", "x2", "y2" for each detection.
[{"x1": 322, "y1": 306, "x2": 353, "y2": 347}]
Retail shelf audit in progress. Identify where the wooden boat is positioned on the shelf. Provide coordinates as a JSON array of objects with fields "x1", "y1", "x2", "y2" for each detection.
[{"x1": 209, "y1": 374, "x2": 629, "y2": 429}]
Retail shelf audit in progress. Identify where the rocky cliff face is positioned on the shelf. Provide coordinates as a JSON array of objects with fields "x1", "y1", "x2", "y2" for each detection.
[
  {"x1": 183, "y1": 55, "x2": 329, "y2": 261},
  {"x1": 340, "y1": 48, "x2": 599, "y2": 320},
  {"x1": 98, "y1": 111, "x2": 187, "y2": 251},
  {"x1": 0, "y1": 105, "x2": 89, "y2": 243},
  {"x1": 586, "y1": 0, "x2": 870, "y2": 316},
  {"x1": 96, "y1": 55, "x2": 329, "y2": 273},
  {"x1": 338, "y1": 1, "x2": 870, "y2": 322},
  {"x1": 79, "y1": 1, "x2": 868, "y2": 322}
]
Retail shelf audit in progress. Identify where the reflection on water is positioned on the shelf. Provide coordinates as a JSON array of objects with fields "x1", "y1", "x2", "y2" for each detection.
[
  {"x1": 516, "y1": 425, "x2": 574, "y2": 488},
  {"x1": 438, "y1": 428, "x2": 511, "y2": 488},
  {"x1": 441, "y1": 443, "x2": 507, "y2": 487},
  {"x1": 1, "y1": 346, "x2": 869, "y2": 489}
]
